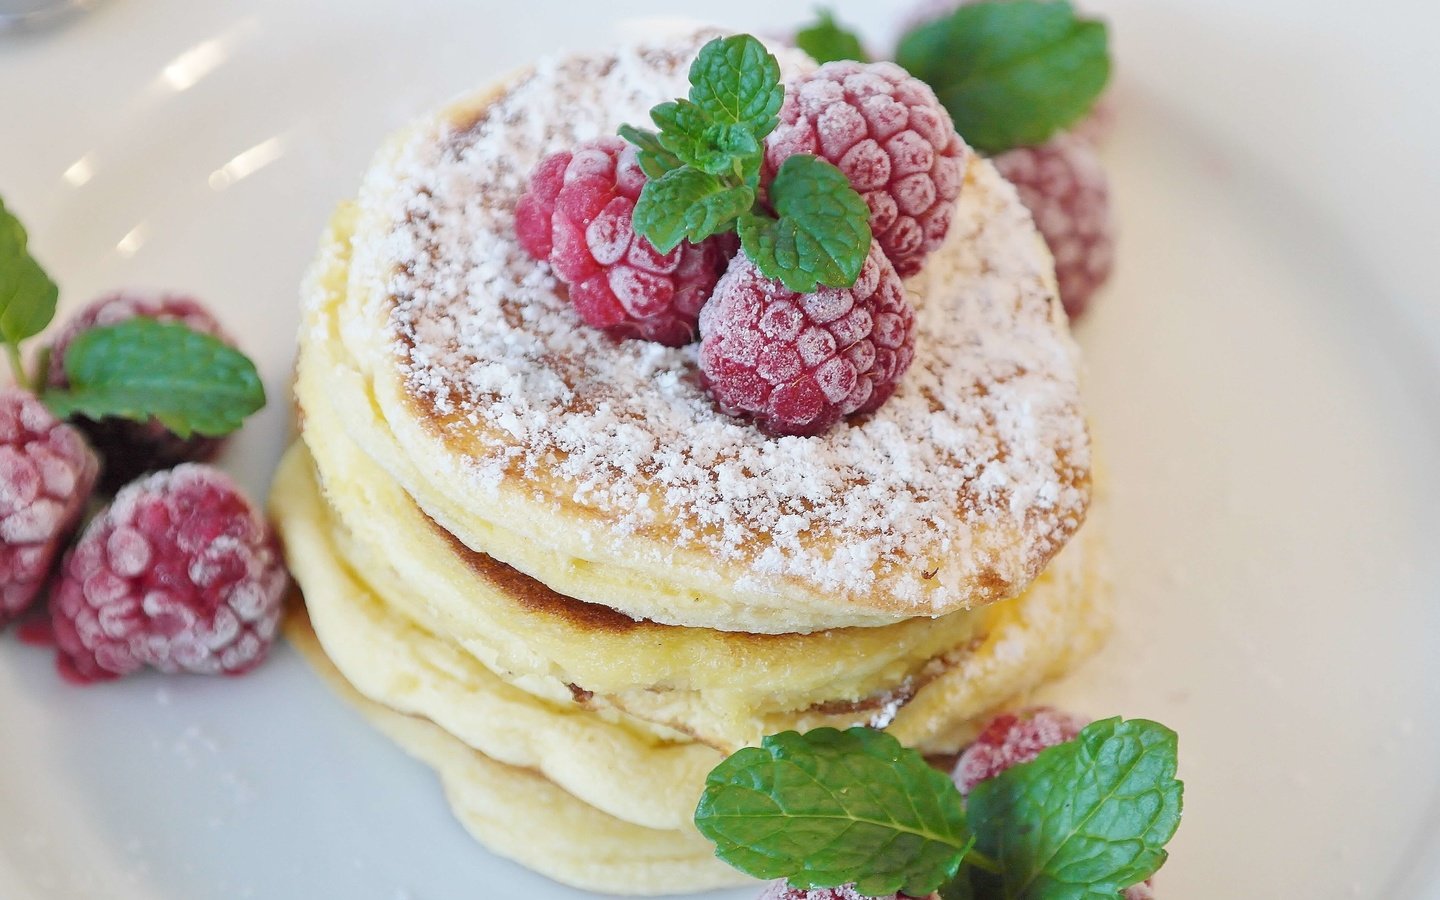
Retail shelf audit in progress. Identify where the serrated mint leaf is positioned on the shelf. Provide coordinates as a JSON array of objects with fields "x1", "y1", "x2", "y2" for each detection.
[
  {"x1": 695, "y1": 727, "x2": 972, "y2": 897},
  {"x1": 634, "y1": 168, "x2": 754, "y2": 253},
  {"x1": 967, "y1": 717, "x2": 1183, "y2": 899},
  {"x1": 796, "y1": 9, "x2": 869, "y2": 64},
  {"x1": 896, "y1": 0, "x2": 1110, "y2": 154},
  {"x1": 44, "y1": 318, "x2": 265, "y2": 439},
  {"x1": 737, "y1": 154, "x2": 870, "y2": 292},
  {"x1": 617, "y1": 125, "x2": 683, "y2": 178},
  {"x1": 688, "y1": 34, "x2": 784, "y2": 140},
  {"x1": 0, "y1": 195, "x2": 59, "y2": 351}
]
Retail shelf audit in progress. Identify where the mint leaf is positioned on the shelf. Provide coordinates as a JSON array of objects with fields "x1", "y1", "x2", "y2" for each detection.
[
  {"x1": 695, "y1": 727, "x2": 972, "y2": 897},
  {"x1": 617, "y1": 125, "x2": 683, "y2": 178},
  {"x1": 44, "y1": 318, "x2": 265, "y2": 438},
  {"x1": 737, "y1": 154, "x2": 870, "y2": 292},
  {"x1": 967, "y1": 718, "x2": 1183, "y2": 899},
  {"x1": 0, "y1": 196, "x2": 58, "y2": 350},
  {"x1": 688, "y1": 35, "x2": 784, "y2": 140},
  {"x1": 633, "y1": 168, "x2": 754, "y2": 253},
  {"x1": 896, "y1": 0, "x2": 1110, "y2": 154},
  {"x1": 796, "y1": 9, "x2": 869, "y2": 64}
]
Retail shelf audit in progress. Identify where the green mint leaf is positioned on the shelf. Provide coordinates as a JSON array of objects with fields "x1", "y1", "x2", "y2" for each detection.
[
  {"x1": 0, "y1": 195, "x2": 59, "y2": 351},
  {"x1": 617, "y1": 125, "x2": 683, "y2": 178},
  {"x1": 896, "y1": 0, "x2": 1110, "y2": 154},
  {"x1": 687, "y1": 34, "x2": 784, "y2": 140},
  {"x1": 694, "y1": 727, "x2": 972, "y2": 897},
  {"x1": 44, "y1": 318, "x2": 265, "y2": 439},
  {"x1": 737, "y1": 154, "x2": 871, "y2": 292},
  {"x1": 647, "y1": 100, "x2": 744, "y2": 175},
  {"x1": 633, "y1": 168, "x2": 754, "y2": 253},
  {"x1": 796, "y1": 9, "x2": 869, "y2": 64},
  {"x1": 967, "y1": 718, "x2": 1183, "y2": 899}
]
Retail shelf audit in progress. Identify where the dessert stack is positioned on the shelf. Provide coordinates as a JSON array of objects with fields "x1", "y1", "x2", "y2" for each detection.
[{"x1": 271, "y1": 28, "x2": 1107, "y2": 895}]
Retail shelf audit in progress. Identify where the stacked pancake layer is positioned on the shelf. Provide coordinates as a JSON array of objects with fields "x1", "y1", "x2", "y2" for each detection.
[{"x1": 271, "y1": 30, "x2": 1106, "y2": 896}]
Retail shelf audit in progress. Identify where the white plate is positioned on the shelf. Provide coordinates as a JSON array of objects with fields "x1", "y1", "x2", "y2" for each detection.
[{"x1": 2, "y1": 1, "x2": 1438, "y2": 898}]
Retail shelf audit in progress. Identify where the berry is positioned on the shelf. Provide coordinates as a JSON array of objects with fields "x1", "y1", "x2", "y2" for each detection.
[
  {"x1": 515, "y1": 137, "x2": 732, "y2": 346},
  {"x1": 952, "y1": 706, "x2": 1086, "y2": 795},
  {"x1": 0, "y1": 388, "x2": 99, "y2": 626},
  {"x1": 990, "y1": 133, "x2": 1114, "y2": 320},
  {"x1": 953, "y1": 707, "x2": 1157, "y2": 900},
  {"x1": 698, "y1": 243, "x2": 914, "y2": 436},
  {"x1": 47, "y1": 293, "x2": 231, "y2": 491},
  {"x1": 765, "y1": 61, "x2": 968, "y2": 278},
  {"x1": 757, "y1": 883, "x2": 937, "y2": 900},
  {"x1": 49, "y1": 464, "x2": 287, "y2": 684}
]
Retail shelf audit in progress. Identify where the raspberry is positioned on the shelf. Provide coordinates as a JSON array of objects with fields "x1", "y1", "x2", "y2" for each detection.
[
  {"x1": 47, "y1": 292, "x2": 231, "y2": 491},
  {"x1": 953, "y1": 707, "x2": 1157, "y2": 899},
  {"x1": 757, "y1": 883, "x2": 936, "y2": 900},
  {"x1": 49, "y1": 464, "x2": 287, "y2": 684},
  {"x1": 698, "y1": 244, "x2": 914, "y2": 436},
  {"x1": 515, "y1": 137, "x2": 732, "y2": 346},
  {"x1": 765, "y1": 61, "x2": 968, "y2": 278},
  {"x1": 952, "y1": 706, "x2": 1087, "y2": 795},
  {"x1": 990, "y1": 133, "x2": 1114, "y2": 321},
  {"x1": 0, "y1": 388, "x2": 99, "y2": 626}
]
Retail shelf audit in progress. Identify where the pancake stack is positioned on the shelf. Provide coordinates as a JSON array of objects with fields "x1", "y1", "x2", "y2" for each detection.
[{"x1": 270, "y1": 30, "x2": 1108, "y2": 896}]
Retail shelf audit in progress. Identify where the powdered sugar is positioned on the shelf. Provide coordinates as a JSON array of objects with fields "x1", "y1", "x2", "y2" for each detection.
[{"x1": 367, "y1": 32, "x2": 1090, "y2": 608}]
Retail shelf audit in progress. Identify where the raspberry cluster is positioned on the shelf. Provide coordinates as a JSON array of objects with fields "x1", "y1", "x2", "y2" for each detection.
[
  {"x1": 0, "y1": 291, "x2": 286, "y2": 685},
  {"x1": 518, "y1": 57, "x2": 964, "y2": 435}
]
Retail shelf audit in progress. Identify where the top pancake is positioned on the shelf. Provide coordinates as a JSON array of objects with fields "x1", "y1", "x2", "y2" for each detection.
[{"x1": 328, "y1": 30, "x2": 1092, "y2": 633}]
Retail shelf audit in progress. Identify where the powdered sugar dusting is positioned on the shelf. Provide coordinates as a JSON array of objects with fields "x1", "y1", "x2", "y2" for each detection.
[{"x1": 367, "y1": 31, "x2": 1089, "y2": 608}]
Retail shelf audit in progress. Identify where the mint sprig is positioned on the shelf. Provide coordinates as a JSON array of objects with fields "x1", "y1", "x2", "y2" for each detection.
[
  {"x1": 695, "y1": 718, "x2": 1182, "y2": 899},
  {"x1": 796, "y1": 9, "x2": 869, "y2": 64},
  {"x1": 695, "y1": 727, "x2": 976, "y2": 897},
  {"x1": 738, "y1": 155, "x2": 871, "y2": 293},
  {"x1": 0, "y1": 196, "x2": 59, "y2": 387},
  {"x1": 896, "y1": 0, "x2": 1110, "y2": 154},
  {"x1": 43, "y1": 319, "x2": 265, "y2": 438},
  {"x1": 620, "y1": 34, "x2": 871, "y2": 292},
  {"x1": 966, "y1": 718, "x2": 1183, "y2": 899}
]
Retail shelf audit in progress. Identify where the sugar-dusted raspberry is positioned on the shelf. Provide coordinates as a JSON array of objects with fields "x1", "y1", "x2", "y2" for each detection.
[
  {"x1": 757, "y1": 882, "x2": 937, "y2": 900},
  {"x1": 47, "y1": 292, "x2": 231, "y2": 491},
  {"x1": 765, "y1": 61, "x2": 968, "y2": 278},
  {"x1": 698, "y1": 243, "x2": 914, "y2": 436},
  {"x1": 515, "y1": 137, "x2": 732, "y2": 346},
  {"x1": 952, "y1": 706, "x2": 1086, "y2": 795},
  {"x1": 0, "y1": 388, "x2": 99, "y2": 626},
  {"x1": 991, "y1": 132, "x2": 1114, "y2": 320},
  {"x1": 49, "y1": 464, "x2": 287, "y2": 684}
]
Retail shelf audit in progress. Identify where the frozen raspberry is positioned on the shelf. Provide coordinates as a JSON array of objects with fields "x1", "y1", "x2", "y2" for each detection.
[
  {"x1": 698, "y1": 244, "x2": 914, "y2": 436},
  {"x1": 757, "y1": 882, "x2": 937, "y2": 900},
  {"x1": 49, "y1": 464, "x2": 287, "y2": 684},
  {"x1": 515, "y1": 137, "x2": 732, "y2": 346},
  {"x1": 0, "y1": 388, "x2": 99, "y2": 627},
  {"x1": 47, "y1": 292, "x2": 231, "y2": 491},
  {"x1": 952, "y1": 706, "x2": 1086, "y2": 795},
  {"x1": 991, "y1": 134, "x2": 1113, "y2": 319},
  {"x1": 765, "y1": 61, "x2": 968, "y2": 278}
]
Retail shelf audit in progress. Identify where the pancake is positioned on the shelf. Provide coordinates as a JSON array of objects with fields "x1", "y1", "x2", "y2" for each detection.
[
  {"x1": 274, "y1": 439, "x2": 1110, "y2": 767},
  {"x1": 322, "y1": 29, "x2": 1092, "y2": 634},
  {"x1": 284, "y1": 614, "x2": 750, "y2": 896}
]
